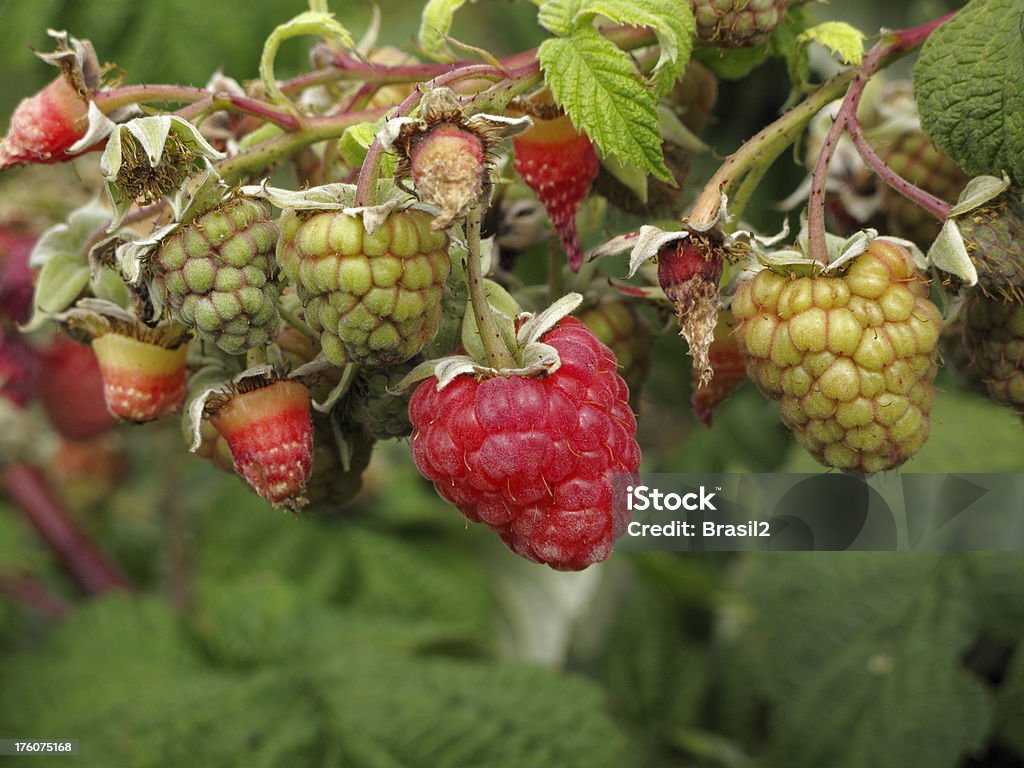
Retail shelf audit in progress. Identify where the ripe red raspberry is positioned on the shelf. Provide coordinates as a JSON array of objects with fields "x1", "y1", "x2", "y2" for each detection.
[
  {"x1": 510, "y1": 105, "x2": 599, "y2": 272},
  {"x1": 409, "y1": 318, "x2": 641, "y2": 570},
  {"x1": 578, "y1": 299, "x2": 653, "y2": 404}
]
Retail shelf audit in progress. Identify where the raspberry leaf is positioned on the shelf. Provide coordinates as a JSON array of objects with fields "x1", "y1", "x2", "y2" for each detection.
[
  {"x1": 418, "y1": 0, "x2": 471, "y2": 61},
  {"x1": 914, "y1": 0, "x2": 1024, "y2": 183},
  {"x1": 260, "y1": 10, "x2": 354, "y2": 113},
  {"x1": 745, "y1": 555, "x2": 990, "y2": 768},
  {"x1": 795, "y1": 22, "x2": 865, "y2": 66},
  {"x1": 539, "y1": 27, "x2": 671, "y2": 181},
  {"x1": 566, "y1": 0, "x2": 696, "y2": 97}
]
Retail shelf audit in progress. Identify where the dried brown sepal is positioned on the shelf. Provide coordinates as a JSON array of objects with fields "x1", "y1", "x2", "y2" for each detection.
[{"x1": 657, "y1": 230, "x2": 726, "y2": 387}]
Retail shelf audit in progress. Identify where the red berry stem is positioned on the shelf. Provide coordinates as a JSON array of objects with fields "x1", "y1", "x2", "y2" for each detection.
[
  {"x1": 465, "y1": 205, "x2": 516, "y2": 369},
  {"x1": 805, "y1": 11, "x2": 959, "y2": 263},
  {"x1": 295, "y1": 24, "x2": 655, "y2": 94},
  {"x1": 0, "y1": 572, "x2": 71, "y2": 619},
  {"x1": 2, "y1": 463, "x2": 132, "y2": 596},
  {"x1": 846, "y1": 125, "x2": 953, "y2": 220}
]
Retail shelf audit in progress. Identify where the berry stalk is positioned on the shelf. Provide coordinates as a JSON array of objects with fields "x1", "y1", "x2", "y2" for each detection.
[
  {"x1": 845, "y1": 119, "x2": 952, "y2": 221},
  {"x1": 2, "y1": 463, "x2": 131, "y2": 596},
  {"x1": 466, "y1": 205, "x2": 516, "y2": 369},
  {"x1": 805, "y1": 11, "x2": 958, "y2": 263},
  {"x1": 689, "y1": 69, "x2": 855, "y2": 228}
]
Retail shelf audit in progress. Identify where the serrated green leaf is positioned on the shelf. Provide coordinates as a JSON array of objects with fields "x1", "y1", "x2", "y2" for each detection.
[
  {"x1": 313, "y1": 655, "x2": 634, "y2": 768},
  {"x1": 537, "y1": 0, "x2": 583, "y2": 36},
  {"x1": 914, "y1": 0, "x2": 1024, "y2": 183},
  {"x1": 0, "y1": 591, "x2": 632, "y2": 768},
  {"x1": 744, "y1": 554, "x2": 991, "y2": 768},
  {"x1": 539, "y1": 28, "x2": 671, "y2": 181},
  {"x1": 598, "y1": 586, "x2": 707, "y2": 729},
  {"x1": 572, "y1": 0, "x2": 695, "y2": 98},
  {"x1": 796, "y1": 21, "x2": 865, "y2": 65},
  {"x1": 418, "y1": 0, "x2": 471, "y2": 61}
]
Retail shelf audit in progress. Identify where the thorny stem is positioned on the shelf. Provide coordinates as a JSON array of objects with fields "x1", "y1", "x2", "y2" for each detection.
[
  {"x1": 690, "y1": 69, "x2": 856, "y2": 228},
  {"x1": 214, "y1": 106, "x2": 388, "y2": 184},
  {"x1": 847, "y1": 127, "x2": 953, "y2": 220},
  {"x1": 2, "y1": 464, "x2": 131, "y2": 596},
  {"x1": 806, "y1": 11, "x2": 958, "y2": 263},
  {"x1": 465, "y1": 206, "x2": 516, "y2": 369},
  {"x1": 91, "y1": 25, "x2": 645, "y2": 192},
  {"x1": 294, "y1": 24, "x2": 654, "y2": 93}
]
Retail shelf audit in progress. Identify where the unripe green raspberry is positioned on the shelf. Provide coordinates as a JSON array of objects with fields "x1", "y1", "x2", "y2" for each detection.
[
  {"x1": 692, "y1": 0, "x2": 789, "y2": 48},
  {"x1": 277, "y1": 208, "x2": 451, "y2": 367},
  {"x1": 342, "y1": 361, "x2": 416, "y2": 440},
  {"x1": 961, "y1": 292, "x2": 1024, "y2": 415},
  {"x1": 732, "y1": 240, "x2": 942, "y2": 472},
  {"x1": 955, "y1": 191, "x2": 1024, "y2": 303},
  {"x1": 153, "y1": 198, "x2": 280, "y2": 355}
]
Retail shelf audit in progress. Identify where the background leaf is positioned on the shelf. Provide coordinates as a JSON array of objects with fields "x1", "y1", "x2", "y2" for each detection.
[
  {"x1": 914, "y1": 0, "x2": 1024, "y2": 183},
  {"x1": 742, "y1": 554, "x2": 992, "y2": 768}
]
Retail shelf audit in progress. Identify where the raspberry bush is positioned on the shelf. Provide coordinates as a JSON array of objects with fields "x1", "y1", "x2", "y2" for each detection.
[{"x1": 1, "y1": 1, "x2": 1023, "y2": 766}]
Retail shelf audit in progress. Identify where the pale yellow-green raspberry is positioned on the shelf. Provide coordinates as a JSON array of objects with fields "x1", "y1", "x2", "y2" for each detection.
[{"x1": 733, "y1": 240, "x2": 941, "y2": 471}]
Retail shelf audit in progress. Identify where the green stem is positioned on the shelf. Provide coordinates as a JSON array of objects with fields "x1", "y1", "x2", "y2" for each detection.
[
  {"x1": 214, "y1": 106, "x2": 387, "y2": 184},
  {"x1": 689, "y1": 69, "x2": 856, "y2": 228},
  {"x1": 466, "y1": 206, "x2": 516, "y2": 369},
  {"x1": 806, "y1": 11, "x2": 958, "y2": 263},
  {"x1": 727, "y1": 111, "x2": 809, "y2": 229},
  {"x1": 279, "y1": 303, "x2": 318, "y2": 342},
  {"x1": 92, "y1": 84, "x2": 210, "y2": 112}
]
